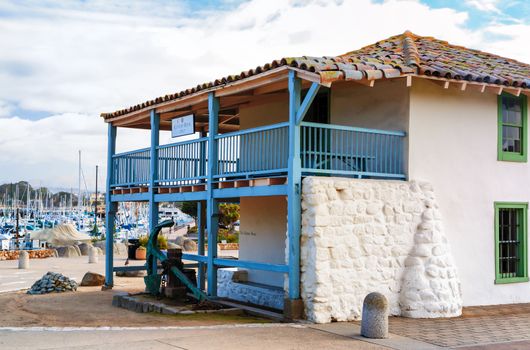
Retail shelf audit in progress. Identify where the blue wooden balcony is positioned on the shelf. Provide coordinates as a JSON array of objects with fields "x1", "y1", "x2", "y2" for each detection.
[
  {"x1": 110, "y1": 121, "x2": 405, "y2": 193},
  {"x1": 104, "y1": 71, "x2": 407, "y2": 304}
]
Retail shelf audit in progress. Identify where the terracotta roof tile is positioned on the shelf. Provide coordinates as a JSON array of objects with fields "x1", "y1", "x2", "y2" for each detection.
[{"x1": 102, "y1": 31, "x2": 530, "y2": 120}]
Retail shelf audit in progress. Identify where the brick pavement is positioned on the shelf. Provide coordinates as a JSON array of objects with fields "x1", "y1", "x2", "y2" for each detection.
[{"x1": 386, "y1": 304, "x2": 530, "y2": 348}]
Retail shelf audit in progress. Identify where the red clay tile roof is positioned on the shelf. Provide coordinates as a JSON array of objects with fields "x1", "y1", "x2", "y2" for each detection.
[{"x1": 102, "y1": 31, "x2": 530, "y2": 120}]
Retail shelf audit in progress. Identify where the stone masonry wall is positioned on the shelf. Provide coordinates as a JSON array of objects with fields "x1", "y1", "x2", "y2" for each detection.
[
  {"x1": 300, "y1": 177, "x2": 462, "y2": 323},
  {"x1": 0, "y1": 249, "x2": 56, "y2": 260}
]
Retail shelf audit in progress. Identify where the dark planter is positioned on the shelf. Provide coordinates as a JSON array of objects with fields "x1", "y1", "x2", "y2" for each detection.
[{"x1": 127, "y1": 239, "x2": 140, "y2": 260}]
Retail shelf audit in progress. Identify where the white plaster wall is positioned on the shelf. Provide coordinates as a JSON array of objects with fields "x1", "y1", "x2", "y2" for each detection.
[
  {"x1": 409, "y1": 79, "x2": 530, "y2": 306},
  {"x1": 330, "y1": 79, "x2": 409, "y2": 131},
  {"x1": 330, "y1": 79, "x2": 410, "y2": 174},
  {"x1": 239, "y1": 196, "x2": 287, "y2": 287},
  {"x1": 300, "y1": 176, "x2": 462, "y2": 323},
  {"x1": 238, "y1": 93, "x2": 289, "y2": 129},
  {"x1": 236, "y1": 95, "x2": 289, "y2": 288}
]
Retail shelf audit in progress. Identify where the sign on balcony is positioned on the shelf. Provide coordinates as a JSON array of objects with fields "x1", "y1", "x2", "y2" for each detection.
[{"x1": 171, "y1": 114, "x2": 195, "y2": 138}]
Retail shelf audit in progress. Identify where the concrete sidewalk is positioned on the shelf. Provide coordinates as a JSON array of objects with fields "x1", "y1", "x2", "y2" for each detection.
[{"x1": 0, "y1": 325, "x2": 387, "y2": 350}]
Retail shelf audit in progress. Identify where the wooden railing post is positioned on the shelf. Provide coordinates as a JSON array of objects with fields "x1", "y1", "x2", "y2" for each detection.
[
  {"x1": 104, "y1": 123, "x2": 117, "y2": 288},
  {"x1": 149, "y1": 109, "x2": 160, "y2": 274},
  {"x1": 206, "y1": 93, "x2": 219, "y2": 296}
]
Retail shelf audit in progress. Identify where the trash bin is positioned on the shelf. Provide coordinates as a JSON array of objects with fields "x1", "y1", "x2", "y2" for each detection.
[{"x1": 128, "y1": 239, "x2": 140, "y2": 260}]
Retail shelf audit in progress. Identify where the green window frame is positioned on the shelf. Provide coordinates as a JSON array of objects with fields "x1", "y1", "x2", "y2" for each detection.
[
  {"x1": 497, "y1": 93, "x2": 528, "y2": 162},
  {"x1": 494, "y1": 202, "x2": 528, "y2": 284}
]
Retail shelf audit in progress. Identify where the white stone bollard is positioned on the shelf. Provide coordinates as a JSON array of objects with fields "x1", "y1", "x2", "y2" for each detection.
[
  {"x1": 361, "y1": 292, "x2": 389, "y2": 339},
  {"x1": 88, "y1": 247, "x2": 99, "y2": 264},
  {"x1": 18, "y1": 251, "x2": 30, "y2": 269}
]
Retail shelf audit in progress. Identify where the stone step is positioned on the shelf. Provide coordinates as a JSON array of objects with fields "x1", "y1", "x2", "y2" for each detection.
[{"x1": 214, "y1": 299, "x2": 284, "y2": 321}]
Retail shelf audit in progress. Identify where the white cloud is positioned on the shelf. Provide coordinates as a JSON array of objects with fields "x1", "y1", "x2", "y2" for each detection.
[
  {"x1": 465, "y1": 0, "x2": 501, "y2": 13},
  {"x1": 0, "y1": 0, "x2": 528, "y2": 188},
  {"x1": 0, "y1": 100, "x2": 13, "y2": 117}
]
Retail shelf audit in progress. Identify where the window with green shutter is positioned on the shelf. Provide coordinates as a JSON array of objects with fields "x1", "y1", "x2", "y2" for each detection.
[
  {"x1": 495, "y1": 202, "x2": 528, "y2": 284},
  {"x1": 498, "y1": 93, "x2": 528, "y2": 162}
]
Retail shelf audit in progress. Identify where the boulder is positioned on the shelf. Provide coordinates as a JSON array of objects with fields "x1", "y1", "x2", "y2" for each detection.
[
  {"x1": 93, "y1": 241, "x2": 106, "y2": 254},
  {"x1": 77, "y1": 242, "x2": 93, "y2": 256},
  {"x1": 114, "y1": 242, "x2": 127, "y2": 256},
  {"x1": 80, "y1": 272, "x2": 105, "y2": 286},
  {"x1": 72, "y1": 245, "x2": 82, "y2": 256},
  {"x1": 182, "y1": 239, "x2": 197, "y2": 251},
  {"x1": 94, "y1": 241, "x2": 127, "y2": 256},
  {"x1": 167, "y1": 242, "x2": 181, "y2": 249},
  {"x1": 56, "y1": 246, "x2": 81, "y2": 258},
  {"x1": 175, "y1": 236, "x2": 186, "y2": 246}
]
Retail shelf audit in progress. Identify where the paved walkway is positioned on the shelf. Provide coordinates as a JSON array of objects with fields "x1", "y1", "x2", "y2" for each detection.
[
  {"x1": 0, "y1": 325, "x2": 386, "y2": 350},
  {"x1": 386, "y1": 304, "x2": 530, "y2": 348},
  {"x1": 4, "y1": 304, "x2": 530, "y2": 349}
]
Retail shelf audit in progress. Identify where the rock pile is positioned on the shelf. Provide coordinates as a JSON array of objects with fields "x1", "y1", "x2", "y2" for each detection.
[{"x1": 27, "y1": 272, "x2": 78, "y2": 294}]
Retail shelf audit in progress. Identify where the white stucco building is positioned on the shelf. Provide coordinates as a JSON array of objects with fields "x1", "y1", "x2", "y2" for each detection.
[{"x1": 103, "y1": 31, "x2": 530, "y2": 322}]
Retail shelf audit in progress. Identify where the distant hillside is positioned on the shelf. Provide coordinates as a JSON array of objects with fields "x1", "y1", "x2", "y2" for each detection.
[{"x1": 0, "y1": 181, "x2": 78, "y2": 207}]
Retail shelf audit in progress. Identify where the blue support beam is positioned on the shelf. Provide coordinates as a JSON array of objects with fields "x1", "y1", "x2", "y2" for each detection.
[
  {"x1": 149, "y1": 110, "x2": 160, "y2": 275},
  {"x1": 197, "y1": 200, "x2": 206, "y2": 290},
  {"x1": 213, "y1": 184, "x2": 288, "y2": 199},
  {"x1": 182, "y1": 253, "x2": 209, "y2": 263},
  {"x1": 295, "y1": 82, "x2": 320, "y2": 125},
  {"x1": 197, "y1": 131, "x2": 207, "y2": 290},
  {"x1": 287, "y1": 70, "x2": 302, "y2": 300},
  {"x1": 154, "y1": 191, "x2": 207, "y2": 202},
  {"x1": 105, "y1": 124, "x2": 117, "y2": 288},
  {"x1": 206, "y1": 92, "x2": 220, "y2": 296},
  {"x1": 111, "y1": 193, "x2": 150, "y2": 202},
  {"x1": 213, "y1": 258, "x2": 289, "y2": 273},
  {"x1": 113, "y1": 263, "x2": 199, "y2": 272}
]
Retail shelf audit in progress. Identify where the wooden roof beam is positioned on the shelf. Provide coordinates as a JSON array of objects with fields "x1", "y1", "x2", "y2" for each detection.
[{"x1": 505, "y1": 87, "x2": 522, "y2": 97}]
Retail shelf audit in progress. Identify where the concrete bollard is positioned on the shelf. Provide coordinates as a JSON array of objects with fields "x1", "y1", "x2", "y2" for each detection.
[
  {"x1": 88, "y1": 247, "x2": 99, "y2": 264},
  {"x1": 18, "y1": 251, "x2": 30, "y2": 269},
  {"x1": 361, "y1": 292, "x2": 389, "y2": 339}
]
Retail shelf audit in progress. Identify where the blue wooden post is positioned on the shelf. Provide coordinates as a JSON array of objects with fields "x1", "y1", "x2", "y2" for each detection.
[
  {"x1": 287, "y1": 70, "x2": 302, "y2": 300},
  {"x1": 207, "y1": 93, "x2": 219, "y2": 296},
  {"x1": 149, "y1": 109, "x2": 160, "y2": 274},
  {"x1": 104, "y1": 124, "x2": 117, "y2": 288},
  {"x1": 198, "y1": 130, "x2": 207, "y2": 290},
  {"x1": 197, "y1": 200, "x2": 206, "y2": 289}
]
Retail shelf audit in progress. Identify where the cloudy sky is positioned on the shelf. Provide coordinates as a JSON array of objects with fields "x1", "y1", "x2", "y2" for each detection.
[{"x1": 0, "y1": 0, "x2": 529, "y2": 191}]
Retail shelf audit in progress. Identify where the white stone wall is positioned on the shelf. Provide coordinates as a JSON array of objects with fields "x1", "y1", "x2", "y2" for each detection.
[
  {"x1": 217, "y1": 269, "x2": 284, "y2": 310},
  {"x1": 300, "y1": 176, "x2": 462, "y2": 323}
]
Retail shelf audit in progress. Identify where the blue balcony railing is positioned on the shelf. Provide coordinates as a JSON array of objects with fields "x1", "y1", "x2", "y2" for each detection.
[
  {"x1": 300, "y1": 122, "x2": 405, "y2": 179},
  {"x1": 215, "y1": 122, "x2": 289, "y2": 180},
  {"x1": 111, "y1": 148, "x2": 150, "y2": 187},
  {"x1": 157, "y1": 137, "x2": 208, "y2": 187},
  {"x1": 110, "y1": 121, "x2": 406, "y2": 188}
]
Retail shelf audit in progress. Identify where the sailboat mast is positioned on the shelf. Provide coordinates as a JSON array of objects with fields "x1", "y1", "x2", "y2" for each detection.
[
  {"x1": 94, "y1": 165, "x2": 98, "y2": 232},
  {"x1": 78, "y1": 150, "x2": 81, "y2": 213}
]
